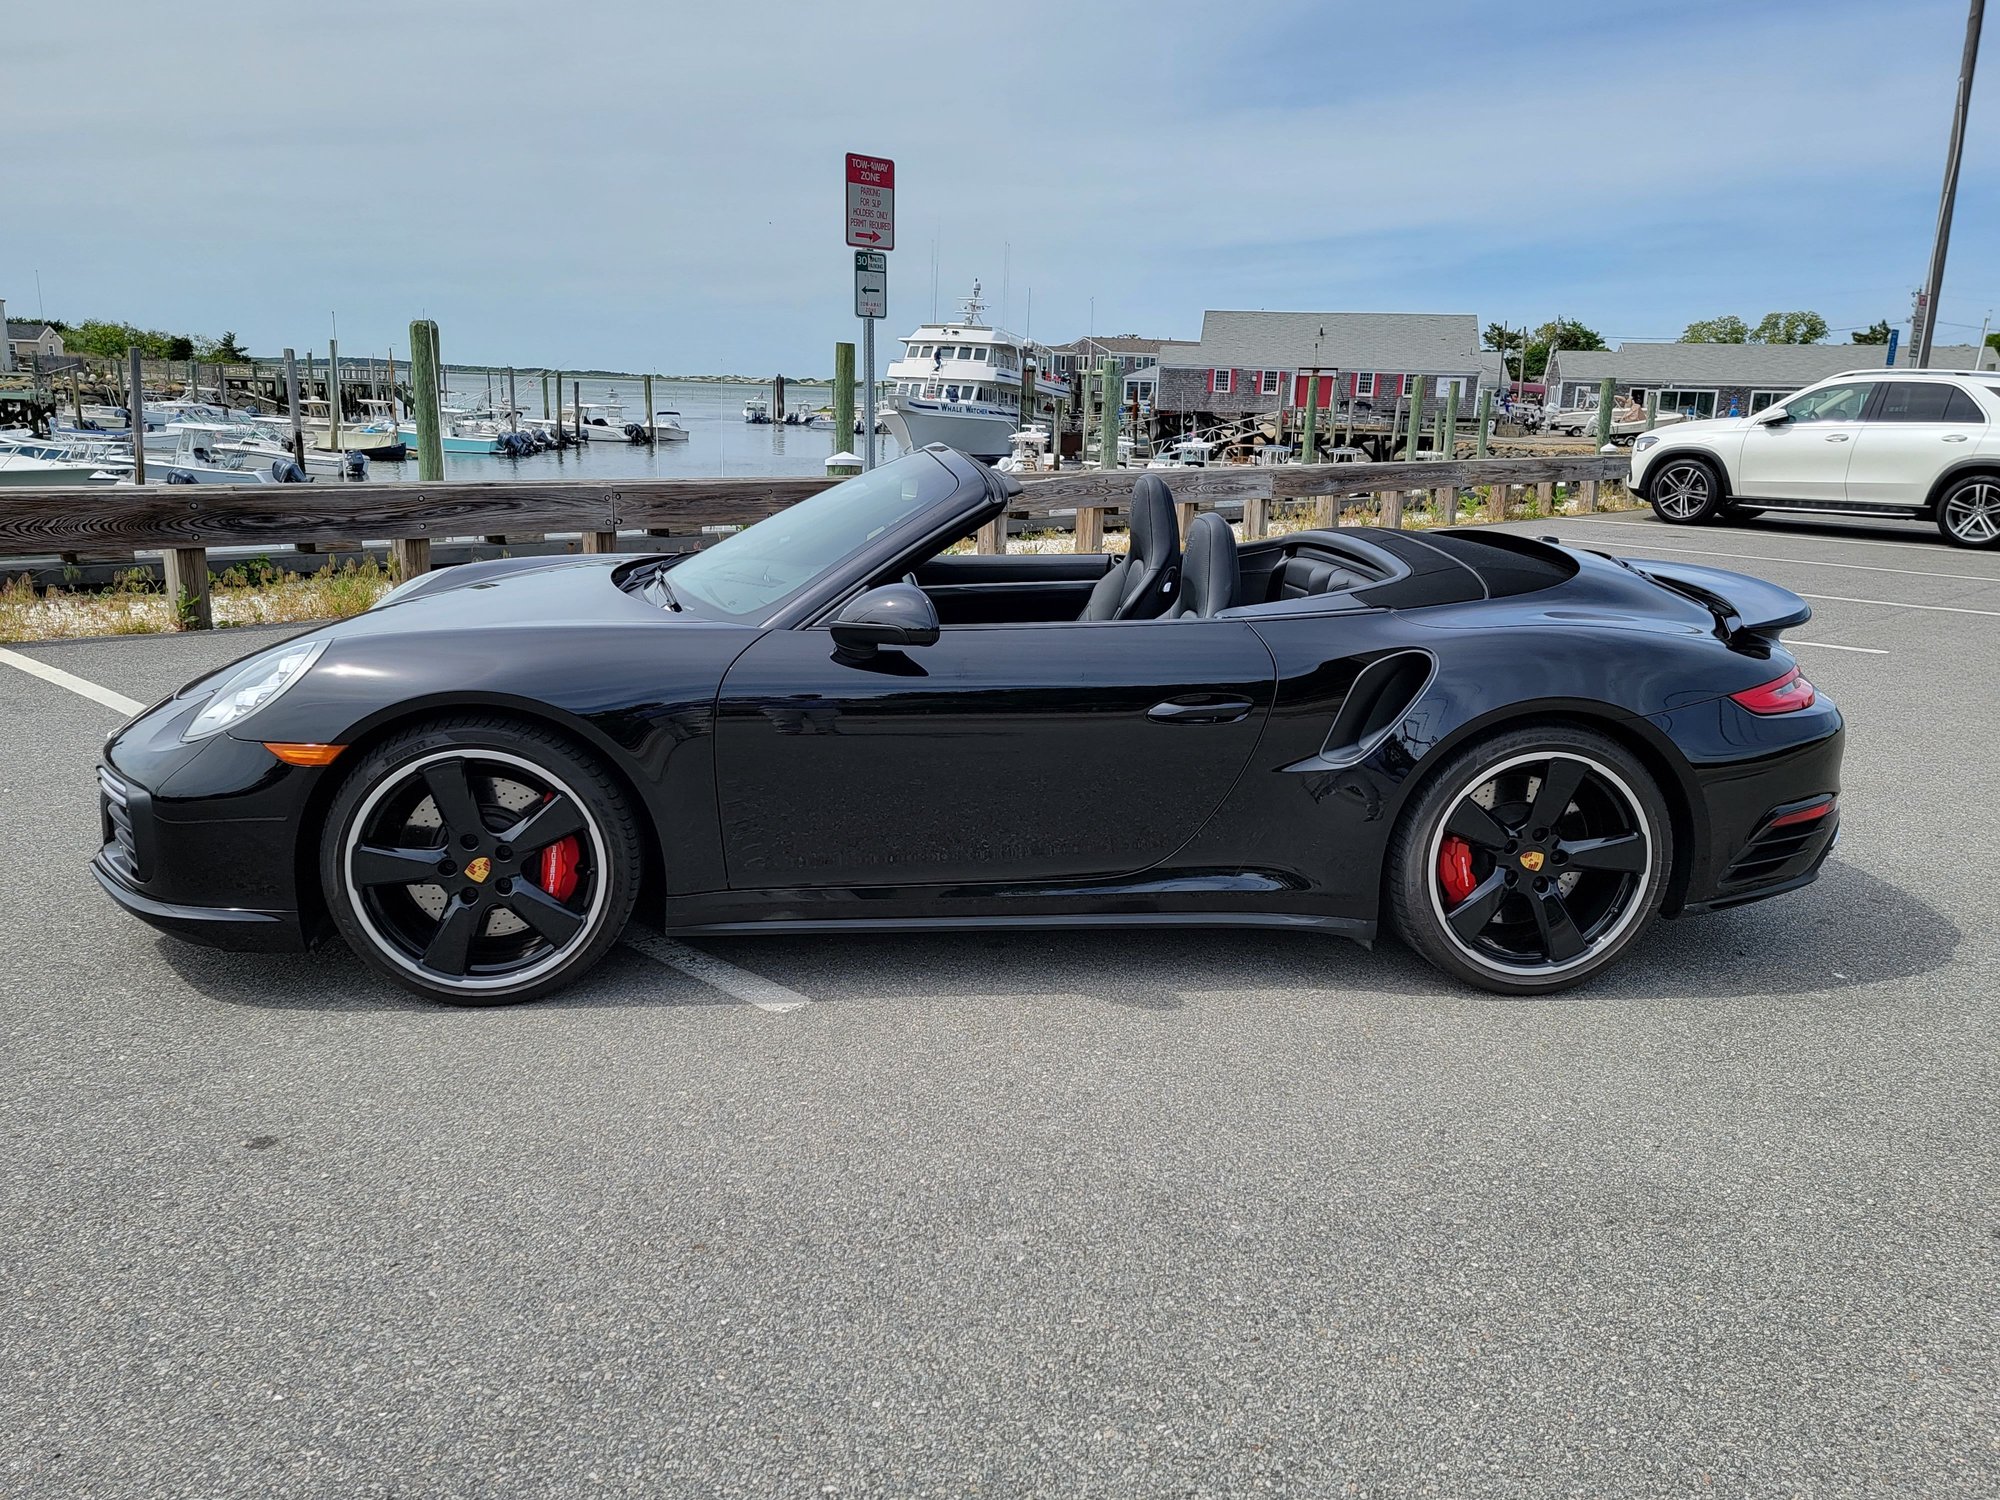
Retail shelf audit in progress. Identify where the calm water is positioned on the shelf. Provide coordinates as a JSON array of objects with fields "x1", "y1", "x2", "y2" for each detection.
[{"x1": 361, "y1": 377, "x2": 904, "y2": 482}]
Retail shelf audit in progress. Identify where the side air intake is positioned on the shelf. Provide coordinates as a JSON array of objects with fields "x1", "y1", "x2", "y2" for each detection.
[{"x1": 1319, "y1": 650, "x2": 1435, "y2": 767}]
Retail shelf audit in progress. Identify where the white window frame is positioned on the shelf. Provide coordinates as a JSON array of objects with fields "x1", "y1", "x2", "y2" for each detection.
[
  {"x1": 1654, "y1": 387, "x2": 1719, "y2": 419},
  {"x1": 1435, "y1": 376, "x2": 1468, "y2": 398},
  {"x1": 1212, "y1": 368, "x2": 1234, "y2": 395},
  {"x1": 1748, "y1": 389, "x2": 1789, "y2": 414},
  {"x1": 1355, "y1": 372, "x2": 1376, "y2": 398},
  {"x1": 1258, "y1": 369, "x2": 1280, "y2": 396},
  {"x1": 1401, "y1": 375, "x2": 1418, "y2": 397}
]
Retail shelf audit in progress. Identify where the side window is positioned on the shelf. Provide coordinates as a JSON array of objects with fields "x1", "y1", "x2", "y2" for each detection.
[
  {"x1": 1944, "y1": 387, "x2": 1985, "y2": 423},
  {"x1": 1876, "y1": 382, "x2": 1961, "y2": 422},
  {"x1": 1783, "y1": 382, "x2": 1872, "y2": 423}
]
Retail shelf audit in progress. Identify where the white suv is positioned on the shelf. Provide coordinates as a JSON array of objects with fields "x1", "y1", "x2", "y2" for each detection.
[{"x1": 1629, "y1": 369, "x2": 2000, "y2": 547}]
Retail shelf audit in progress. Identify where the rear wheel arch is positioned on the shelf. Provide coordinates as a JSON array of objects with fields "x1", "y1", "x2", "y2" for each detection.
[
  {"x1": 1384, "y1": 704, "x2": 1701, "y2": 919},
  {"x1": 1922, "y1": 461, "x2": 2000, "y2": 515}
]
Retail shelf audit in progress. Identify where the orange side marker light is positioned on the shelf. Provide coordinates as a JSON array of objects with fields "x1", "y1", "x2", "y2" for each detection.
[{"x1": 263, "y1": 742, "x2": 346, "y2": 767}]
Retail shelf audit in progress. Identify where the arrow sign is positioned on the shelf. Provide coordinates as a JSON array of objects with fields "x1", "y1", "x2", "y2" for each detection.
[
  {"x1": 845, "y1": 153, "x2": 895, "y2": 251},
  {"x1": 855, "y1": 250, "x2": 887, "y2": 319}
]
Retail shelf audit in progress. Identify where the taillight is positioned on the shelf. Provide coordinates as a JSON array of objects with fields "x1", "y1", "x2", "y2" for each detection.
[
  {"x1": 1767, "y1": 797, "x2": 1836, "y2": 830},
  {"x1": 1731, "y1": 667, "x2": 1816, "y2": 714}
]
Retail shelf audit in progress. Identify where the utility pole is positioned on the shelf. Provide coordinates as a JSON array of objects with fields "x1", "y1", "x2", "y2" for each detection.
[{"x1": 1916, "y1": 0, "x2": 1985, "y2": 367}]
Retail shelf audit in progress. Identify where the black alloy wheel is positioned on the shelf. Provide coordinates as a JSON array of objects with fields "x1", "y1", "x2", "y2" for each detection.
[
  {"x1": 321, "y1": 718, "x2": 641, "y2": 1004},
  {"x1": 1648, "y1": 457, "x2": 1724, "y2": 524},
  {"x1": 1936, "y1": 475, "x2": 2000, "y2": 548},
  {"x1": 1389, "y1": 726, "x2": 1672, "y2": 994}
]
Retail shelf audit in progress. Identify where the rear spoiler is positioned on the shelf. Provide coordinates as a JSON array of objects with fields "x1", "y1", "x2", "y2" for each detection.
[{"x1": 1625, "y1": 558, "x2": 1812, "y2": 642}]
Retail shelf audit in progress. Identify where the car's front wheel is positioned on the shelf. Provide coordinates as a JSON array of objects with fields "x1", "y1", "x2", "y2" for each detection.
[
  {"x1": 1647, "y1": 457, "x2": 1726, "y2": 524},
  {"x1": 320, "y1": 717, "x2": 642, "y2": 1005},
  {"x1": 1935, "y1": 474, "x2": 2000, "y2": 548},
  {"x1": 1388, "y1": 726, "x2": 1673, "y2": 995}
]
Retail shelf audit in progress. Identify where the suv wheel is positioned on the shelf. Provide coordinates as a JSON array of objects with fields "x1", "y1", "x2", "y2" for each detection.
[
  {"x1": 1648, "y1": 458, "x2": 1725, "y2": 525},
  {"x1": 1936, "y1": 475, "x2": 2000, "y2": 548}
]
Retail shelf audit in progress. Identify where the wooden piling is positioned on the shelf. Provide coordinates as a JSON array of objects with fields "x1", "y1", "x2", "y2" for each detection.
[
  {"x1": 408, "y1": 319, "x2": 444, "y2": 486},
  {"x1": 1644, "y1": 390, "x2": 1659, "y2": 431},
  {"x1": 772, "y1": 374, "x2": 786, "y2": 423},
  {"x1": 1403, "y1": 376, "x2": 1425, "y2": 460},
  {"x1": 282, "y1": 348, "x2": 305, "y2": 466},
  {"x1": 542, "y1": 372, "x2": 551, "y2": 421},
  {"x1": 327, "y1": 338, "x2": 342, "y2": 451},
  {"x1": 163, "y1": 547, "x2": 212, "y2": 631},
  {"x1": 833, "y1": 343, "x2": 855, "y2": 450},
  {"x1": 1098, "y1": 360, "x2": 1118, "y2": 471},
  {"x1": 573, "y1": 381, "x2": 582, "y2": 441},
  {"x1": 1300, "y1": 368, "x2": 1318, "y2": 465},
  {"x1": 1475, "y1": 389, "x2": 1492, "y2": 459},
  {"x1": 1441, "y1": 383, "x2": 1461, "y2": 460},
  {"x1": 508, "y1": 368, "x2": 519, "y2": 432},
  {"x1": 127, "y1": 347, "x2": 146, "y2": 486},
  {"x1": 643, "y1": 373, "x2": 655, "y2": 442},
  {"x1": 1594, "y1": 376, "x2": 1616, "y2": 451}
]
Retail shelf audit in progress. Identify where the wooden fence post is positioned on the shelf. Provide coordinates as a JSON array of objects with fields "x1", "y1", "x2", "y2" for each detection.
[
  {"x1": 1074, "y1": 504, "x2": 1106, "y2": 553},
  {"x1": 1490, "y1": 485, "x2": 1509, "y2": 523},
  {"x1": 1380, "y1": 490, "x2": 1404, "y2": 528},
  {"x1": 163, "y1": 546, "x2": 212, "y2": 631},
  {"x1": 1312, "y1": 496, "x2": 1335, "y2": 529},
  {"x1": 1537, "y1": 481, "x2": 1555, "y2": 515},
  {"x1": 583, "y1": 530, "x2": 619, "y2": 554},
  {"x1": 389, "y1": 539, "x2": 431, "y2": 581},
  {"x1": 977, "y1": 512, "x2": 1006, "y2": 554},
  {"x1": 1176, "y1": 499, "x2": 1199, "y2": 541},
  {"x1": 1242, "y1": 495, "x2": 1269, "y2": 539},
  {"x1": 1580, "y1": 480, "x2": 1599, "y2": 514}
]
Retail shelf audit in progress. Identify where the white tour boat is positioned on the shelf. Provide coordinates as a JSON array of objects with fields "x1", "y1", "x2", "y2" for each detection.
[{"x1": 884, "y1": 282, "x2": 1067, "y2": 462}]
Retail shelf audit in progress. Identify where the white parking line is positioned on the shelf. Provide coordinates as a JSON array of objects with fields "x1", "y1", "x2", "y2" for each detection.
[
  {"x1": 1576, "y1": 517, "x2": 1983, "y2": 561},
  {"x1": 1785, "y1": 640, "x2": 1889, "y2": 654},
  {"x1": 624, "y1": 928, "x2": 812, "y2": 1013},
  {"x1": 1556, "y1": 535, "x2": 2000, "y2": 586},
  {"x1": 0, "y1": 647, "x2": 145, "y2": 716}
]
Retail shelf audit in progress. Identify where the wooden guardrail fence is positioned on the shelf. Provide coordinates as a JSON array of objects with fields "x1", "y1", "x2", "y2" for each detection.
[{"x1": 0, "y1": 455, "x2": 1629, "y2": 628}]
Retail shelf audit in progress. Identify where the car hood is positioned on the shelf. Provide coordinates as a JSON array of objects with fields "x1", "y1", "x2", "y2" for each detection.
[
  {"x1": 1649, "y1": 415, "x2": 1755, "y2": 439},
  {"x1": 326, "y1": 553, "x2": 702, "y2": 639}
]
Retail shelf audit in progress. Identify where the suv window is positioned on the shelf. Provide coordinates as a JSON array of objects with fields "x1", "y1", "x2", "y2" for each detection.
[
  {"x1": 1877, "y1": 381, "x2": 1986, "y2": 423},
  {"x1": 1781, "y1": 382, "x2": 1872, "y2": 423}
]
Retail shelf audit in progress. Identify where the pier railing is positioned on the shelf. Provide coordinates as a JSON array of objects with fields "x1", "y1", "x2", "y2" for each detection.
[{"x1": 0, "y1": 455, "x2": 1629, "y2": 628}]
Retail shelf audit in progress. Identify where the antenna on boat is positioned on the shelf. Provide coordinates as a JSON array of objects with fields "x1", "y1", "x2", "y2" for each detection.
[
  {"x1": 962, "y1": 281, "x2": 985, "y2": 326},
  {"x1": 930, "y1": 222, "x2": 940, "y2": 322},
  {"x1": 1002, "y1": 241, "x2": 1010, "y2": 330}
]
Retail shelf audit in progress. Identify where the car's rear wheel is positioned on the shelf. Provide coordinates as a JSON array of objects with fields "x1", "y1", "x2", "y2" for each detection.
[
  {"x1": 1648, "y1": 457, "x2": 1725, "y2": 524},
  {"x1": 1388, "y1": 726, "x2": 1673, "y2": 995},
  {"x1": 320, "y1": 717, "x2": 641, "y2": 1005},
  {"x1": 1935, "y1": 475, "x2": 2000, "y2": 548}
]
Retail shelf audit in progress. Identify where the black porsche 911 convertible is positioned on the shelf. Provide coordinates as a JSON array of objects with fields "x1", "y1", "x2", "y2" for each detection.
[{"x1": 95, "y1": 445, "x2": 1843, "y2": 1003}]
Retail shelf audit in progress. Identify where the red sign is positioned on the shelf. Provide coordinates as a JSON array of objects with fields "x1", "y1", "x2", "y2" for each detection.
[{"x1": 845, "y1": 153, "x2": 895, "y2": 250}]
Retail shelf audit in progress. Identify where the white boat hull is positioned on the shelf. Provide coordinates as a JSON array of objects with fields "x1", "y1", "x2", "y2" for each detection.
[{"x1": 883, "y1": 401, "x2": 1018, "y2": 461}]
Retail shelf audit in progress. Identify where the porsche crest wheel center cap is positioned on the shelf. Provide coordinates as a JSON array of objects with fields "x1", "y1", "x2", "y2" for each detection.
[
  {"x1": 1517, "y1": 849, "x2": 1546, "y2": 873},
  {"x1": 465, "y1": 856, "x2": 492, "y2": 884}
]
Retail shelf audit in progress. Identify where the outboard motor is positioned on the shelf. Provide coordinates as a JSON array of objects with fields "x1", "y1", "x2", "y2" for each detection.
[
  {"x1": 270, "y1": 457, "x2": 309, "y2": 483},
  {"x1": 341, "y1": 450, "x2": 369, "y2": 480},
  {"x1": 623, "y1": 421, "x2": 650, "y2": 444},
  {"x1": 165, "y1": 468, "x2": 197, "y2": 485}
]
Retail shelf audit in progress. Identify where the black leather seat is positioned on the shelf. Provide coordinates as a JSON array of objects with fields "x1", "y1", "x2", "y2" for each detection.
[
  {"x1": 1273, "y1": 553, "x2": 1372, "y2": 599},
  {"x1": 1172, "y1": 512, "x2": 1239, "y2": 619},
  {"x1": 1080, "y1": 474, "x2": 1180, "y2": 620}
]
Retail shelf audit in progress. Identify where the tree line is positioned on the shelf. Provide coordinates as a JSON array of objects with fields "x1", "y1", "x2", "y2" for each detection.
[
  {"x1": 42, "y1": 319, "x2": 251, "y2": 363},
  {"x1": 1481, "y1": 312, "x2": 1904, "y2": 378}
]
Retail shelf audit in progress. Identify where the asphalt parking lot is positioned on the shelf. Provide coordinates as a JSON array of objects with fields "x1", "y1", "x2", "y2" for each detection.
[{"x1": 2, "y1": 509, "x2": 1995, "y2": 1498}]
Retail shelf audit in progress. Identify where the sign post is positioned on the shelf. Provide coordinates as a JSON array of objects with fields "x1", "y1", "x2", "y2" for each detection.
[{"x1": 846, "y1": 154, "x2": 895, "y2": 470}]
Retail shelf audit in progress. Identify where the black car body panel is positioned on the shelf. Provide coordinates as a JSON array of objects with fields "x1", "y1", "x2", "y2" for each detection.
[{"x1": 93, "y1": 448, "x2": 1845, "y2": 962}]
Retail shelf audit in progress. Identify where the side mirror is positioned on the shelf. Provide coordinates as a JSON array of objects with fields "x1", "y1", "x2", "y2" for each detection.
[
  {"x1": 1758, "y1": 407, "x2": 1792, "y2": 426},
  {"x1": 830, "y1": 582, "x2": 939, "y2": 657}
]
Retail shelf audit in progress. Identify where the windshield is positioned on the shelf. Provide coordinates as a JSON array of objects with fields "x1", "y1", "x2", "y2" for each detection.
[{"x1": 661, "y1": 449, "x2": 964, "y2": 622}]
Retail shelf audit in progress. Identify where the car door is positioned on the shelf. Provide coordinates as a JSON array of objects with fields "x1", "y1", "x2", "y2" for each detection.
[
  {"x1": 1844, "y1": 380, "x2": 1988, "y2": 508},
  {"x1": 713, "y1": 618, "x2": 1277, "y2": 889},
  {"x1": 1734, "y1": 380, "x2": 1877, "y2": 501}
]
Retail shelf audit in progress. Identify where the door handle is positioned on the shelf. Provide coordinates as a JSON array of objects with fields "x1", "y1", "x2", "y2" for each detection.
[
  {"x1": 1824, "y1": 434, "x2": 1850, "y2": 442},
  {"x1": 1944, "y1": 433, "x2": 1970, "y2": 442},
  {"x1": 1148, "y1": 697, "x2": 1254, "y2": 725}
]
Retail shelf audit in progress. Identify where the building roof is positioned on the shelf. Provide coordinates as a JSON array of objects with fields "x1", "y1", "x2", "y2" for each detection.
[
  {"x1": 1549, "y1": 341, "x2": 1993, "y2": 388},
  {"x1": 6, "y1": 321, "x2": 58, "y2": 341},
  {"x1": 1176, "y1": 310, "x2": 1483, "y2": 373},
  {"x1": 1048, "y1": 334, "x2": 1176, "y2": 358}
]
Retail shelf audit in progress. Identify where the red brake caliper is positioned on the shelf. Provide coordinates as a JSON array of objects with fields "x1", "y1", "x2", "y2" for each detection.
[
  {"x1": 527, "y1": 793, "x2": 581, "y2": 902},
  {"x1": 1438, "y1": 836, "x2": 1477, "y2": 905}
]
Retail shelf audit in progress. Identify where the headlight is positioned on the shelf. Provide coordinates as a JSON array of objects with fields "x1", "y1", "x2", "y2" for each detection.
[
  {"x1": 183, "y1": 639, "x2": 327, "y2": 741},
  {"x1": 1633, "y1": 435, "x2": 1661, "y2": 453}
]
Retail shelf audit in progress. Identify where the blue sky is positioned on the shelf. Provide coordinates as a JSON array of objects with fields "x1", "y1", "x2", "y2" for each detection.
[{"x1": 7, "y1": 0, "x2": 1992, "y2": 372}]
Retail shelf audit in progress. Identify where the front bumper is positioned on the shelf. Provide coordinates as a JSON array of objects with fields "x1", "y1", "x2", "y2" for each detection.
[
  {"x1": 92, "y1": 851, "x2": 307, "y2": 952},
  {"x1": 94, "y1": 693, "x2": 324, "y2": 954}
]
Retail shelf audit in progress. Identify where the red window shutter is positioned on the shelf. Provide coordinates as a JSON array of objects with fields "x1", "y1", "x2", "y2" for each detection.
[{"x1": 1206, "y1": 368, "x2": 1215, "y2": 394}]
